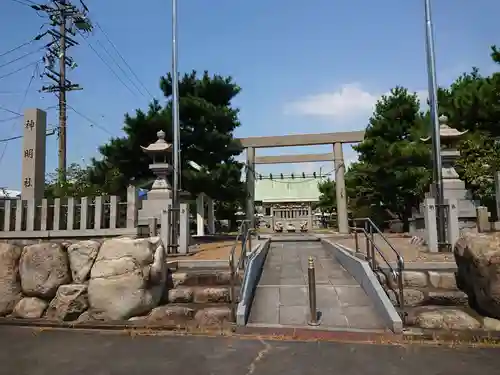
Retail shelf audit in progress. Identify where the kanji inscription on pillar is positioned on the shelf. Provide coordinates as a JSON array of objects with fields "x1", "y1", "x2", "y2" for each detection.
[{"x1": 21, "y1": 108, "x2": 47, "y2": 201}]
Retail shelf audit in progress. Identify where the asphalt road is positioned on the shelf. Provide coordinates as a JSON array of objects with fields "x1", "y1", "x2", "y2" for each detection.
[{"x1": 1, "y1": 326, "x2": 499, "y2": 375}]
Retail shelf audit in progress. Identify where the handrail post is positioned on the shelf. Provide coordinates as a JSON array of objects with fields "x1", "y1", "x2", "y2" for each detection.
[
  {"x1": 397, "y1": 257, "x2": 406, "y2": 324},
  {"x1": 364, "y1": 220, "x2": 370, "y2": 258},
  {"x1": 248, "y1": 225, "x2": 252, "y2": 254},
  {"x1": 229, "y1": 252, "x2": 236, "y2": 322},
  {"x1": 369, "y1": 224, "x2": 376, "y2": 269},
  {"x1": 307, "y1": 256, "x2": 320, "y2": 326},
  {"x1": 352, "y1": 220, "x2": 359, "y2": 253}
]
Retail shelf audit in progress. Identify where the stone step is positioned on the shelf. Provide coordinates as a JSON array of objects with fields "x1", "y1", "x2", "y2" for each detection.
[
  {"x1": 130, "y1": 303, "x2": 233, "y2": 328},
  {"x1": 167, "y1": 286, "x2": 234, "y2": 304},
  {"x1": 171, "y1": 269, "x2": 242, "y2": 287},
  {"x1": 386, "y1": 288, "x2": 468, "y2": 307}
]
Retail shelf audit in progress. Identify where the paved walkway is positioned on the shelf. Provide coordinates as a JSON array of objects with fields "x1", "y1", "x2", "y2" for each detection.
[
  {"x1": 248, "y1": 241, "x2": 385, "y2": 330},
  {"x1": 1, "y1": 326, "x2": 499, "y2": 374}
]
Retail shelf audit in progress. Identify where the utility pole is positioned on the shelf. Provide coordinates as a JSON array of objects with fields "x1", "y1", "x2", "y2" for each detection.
[
  {"x1": 30, "y1": 0, "x2": 92, "y2": 184},
  {"x1": 58, "y1": 9, "x2": 68, "y2": 185}
]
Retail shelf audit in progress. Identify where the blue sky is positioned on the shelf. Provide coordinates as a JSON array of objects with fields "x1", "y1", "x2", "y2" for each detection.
[{"x1": 0, "y1": 0, "x2": 498, "y2": 189}]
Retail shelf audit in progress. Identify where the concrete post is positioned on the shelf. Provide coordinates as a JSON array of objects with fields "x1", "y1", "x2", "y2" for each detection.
[
  {"x1": 246, "y1": 146, "x2": 256, "y2": 229},
  {"x1": 21, "y1": 108, "x2": 47, "y2": 201},
  {"x1": 476, "y1": 206, "x2": 490, "y2": 233},
  {"x1": 333, "y1": 142, "x2": 348, "y2": 233},
  {"x1": 179, "y1": 203, "x2": 190, "y2": 254},
  {"x1": 495, "y1": 171, "x2": 500, "y2": 220},
  {"x1": 447, "y1": 199, "x2": 460, "y2": 249},
  {"x1": 160, "y1": 207, "x2": 170, "y2": 255},
  {"x1": 196, "y1": 193, "x2": 205, "y2": 236},
  {"x1": 423, "y1": 198, "x2": 438, "y2": 252},
  {"x1": 126, "y1": 186, "x2": 139, "y2": 229},
  {"x1": 207, "y1": 196, "x2": 215, "y2": 234},
  {"x1": 307, "y1": 203, "x2": 313, "y2": 230}
]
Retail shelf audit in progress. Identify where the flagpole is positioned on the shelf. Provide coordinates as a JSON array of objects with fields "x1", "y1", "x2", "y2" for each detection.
[
  {"x1": 424, "y1": 0, "x2": 446, "y2": 248},
  {"x1": 171, "y1": 0, "x2": 180, "y2": 252}
]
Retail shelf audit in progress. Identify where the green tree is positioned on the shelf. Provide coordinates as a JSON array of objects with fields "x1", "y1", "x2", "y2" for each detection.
[
  {"x1": 438, "y1": 46, "x2": 500, "y2": 136},
  {"x1": 352, "y1": 87, "x2": 431, "y2": 231},
  {"x1": 438, "y1": 46, "x2": 500, "y2": 214},
  {"x1": 345, "y1": 162, "x2": 383, "y2": 226},
  {"x1": 88, "y1": 71, "x2": 245, "y2": 220},
  {"x1": 455, "y1": 132, "x2": 500, "y2": 216},
  {"x1": 315, "y1": 179, "x2": 336, "y2": 214},
  {"x1": 45, "y1": 163, "x2": 124, "y2": 198}
]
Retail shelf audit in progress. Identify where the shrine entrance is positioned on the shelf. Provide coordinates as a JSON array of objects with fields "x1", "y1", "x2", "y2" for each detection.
[{"x1": 237, "y1": 131, "x2": 365, "y2": 233}]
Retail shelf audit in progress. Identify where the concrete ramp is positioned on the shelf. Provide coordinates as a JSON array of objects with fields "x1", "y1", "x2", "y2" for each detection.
[{"x1": 247, "y1": 240, "x2": 386, "y2": 330}]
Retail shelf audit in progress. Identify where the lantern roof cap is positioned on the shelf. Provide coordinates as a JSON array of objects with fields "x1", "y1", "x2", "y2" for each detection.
[
  {"x1": 141, "y1": 130, "x2": 172, "y2": 153},
  {"x1": 420, "y1": 115, "x2": 468, "y2": 142}
]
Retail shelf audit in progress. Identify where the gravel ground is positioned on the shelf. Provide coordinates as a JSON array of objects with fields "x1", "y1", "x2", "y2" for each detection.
[{"x1": 333, "y1": 234, "x2": 455, "y2": 263}]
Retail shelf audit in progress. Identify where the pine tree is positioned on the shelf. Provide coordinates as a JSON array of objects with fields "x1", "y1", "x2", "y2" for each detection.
[
  {"x1": 88, "y1": 70, "x2": 245, "y2": 219},
  {"x1": 351, "y1": 87, "x2": 431, "y2": 230}
]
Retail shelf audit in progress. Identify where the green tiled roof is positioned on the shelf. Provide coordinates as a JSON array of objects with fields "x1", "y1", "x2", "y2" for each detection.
[{"x1": 255, "y1": 177, "x2": 325, "y2": 203}]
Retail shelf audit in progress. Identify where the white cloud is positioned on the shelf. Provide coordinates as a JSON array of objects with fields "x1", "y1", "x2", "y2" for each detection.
[
  {"x1": 284, "y1": 83, "x2": 379, "y2": 118},
  {"x1": 285, "y1": 84, "x2": 430, "y2": 118}
]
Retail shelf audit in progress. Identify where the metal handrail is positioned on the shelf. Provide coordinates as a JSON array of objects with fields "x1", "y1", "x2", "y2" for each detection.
[
  {"x1": 349, "y1": 218, "x2": 406, "y2": 323},
  {"x1": 228, "y1": 220, "x2": 251, "y2": 321}
]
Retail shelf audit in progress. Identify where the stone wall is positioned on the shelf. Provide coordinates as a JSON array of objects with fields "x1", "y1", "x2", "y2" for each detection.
[
  {"x1": 376, "y1": 266, "x2": 500, "y2": 331},
  {"x1": 376, "y1": 268, "x2": 467, "y2": 308},
  {"x1": 0, "y1": 237, "x2": 167, "y2": 323}
]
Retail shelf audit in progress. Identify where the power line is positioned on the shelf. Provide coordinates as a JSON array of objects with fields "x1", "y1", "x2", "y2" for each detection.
[
  {"x1": 0, "y1": 60, "x2": 41, "y2": 80},
  {"x1": 0, "y1": 106, "x2": 22, "y2": 116},
  {"x1": 0, "y1": 115, "x2": 23, "y2": 123},
  {"x1": 95, "y1": 22, "x2": 155, "y2": 98},
  {"x1": 9, "y1": 0, "x2": 36, "y2": 7},
  {"x1": 67, "y1": 105, "x2": 113, "y2": 136},
  {"x1": 0, "y1": 35, "x2": 43, "y2": 59},
  {"x1": 77, "y1": 30, "x2": 141, "y2": 98},
  {"x1": 0, "y1": 46, "x2": 44, "y2": 69},
  {"x1": 0, "y1": 128, "x2": 56, "y2": 143},
  {"x1": 95, "y1": 39, "x2": 146, "y2": 98},
  {"x1": 0, "y1": 62, "x2": 40, "y2": 164}
]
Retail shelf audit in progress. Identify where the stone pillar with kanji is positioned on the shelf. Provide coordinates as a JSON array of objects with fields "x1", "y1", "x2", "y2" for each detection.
[{"x1": 21, "y1": 108, "x2": 47, "y2": 201}]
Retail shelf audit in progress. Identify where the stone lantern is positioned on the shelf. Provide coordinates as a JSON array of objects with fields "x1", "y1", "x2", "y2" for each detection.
[
  {"x1": 138, "y1": 130, "x2": 173, "y2": 224},
  {"x1": 418, "y1": 115, "x2": 477, "y2": 228},
  {"x1": 141, "y1": 130, "x2": 172, "y2": 197}
]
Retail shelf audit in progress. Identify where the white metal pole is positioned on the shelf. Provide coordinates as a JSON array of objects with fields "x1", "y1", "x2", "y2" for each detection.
[
  {"x1": 171, "y1": 0, "x2": 180, "y2": 251},
  {"x1": 424, "y1": 0, "x2": 446, "y2": 247}
]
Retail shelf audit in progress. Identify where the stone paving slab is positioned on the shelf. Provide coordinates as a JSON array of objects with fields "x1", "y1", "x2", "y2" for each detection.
[{"x1": 248, "y1": 241, "x2": 386, "y2": 330}]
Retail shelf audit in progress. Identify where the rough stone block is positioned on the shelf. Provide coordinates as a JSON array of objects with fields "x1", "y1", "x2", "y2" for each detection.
[
  {"x1": 193, "y1": 287, "x2": 230, "y2": 303},
  {"x1": 427, "y1": 291, "x2": 468, "y2": 306},
  {"x1": 12, "y1": 297, "x2": 47, "y2": 319},
  {"x1": 194, "y1": 306, "x2": 232, "y2": 326},
  {"x1": 388, "y1": 288, "x2": 425, "y2": 307},
  {"x1": 19, "y1": 242, "x2": 71, "y2": 299},
  {"x1": 147, "y1": 305, "x2": 195, "y2": 325},
  {"x1": 45, "y1": 284, "x2": 88, "y2": 321},
  {"x1": 168, "y1": 287, "x2": 194, "y2": 303},
  {"x1": 415, "y1": 308, "x2": 480, "y2": 330},
  {"x1": 402, "y1": 271, "x2": 428, "y2": 288},
  {"x1": 428, "y1": 271, "x2": 457, "y2": 290},
  {"x1": 483, "y1": 317, "x2": 500, "y2": 331},
  {"x1": 0, "y1": 243, "x2": 23, "y2": 316}
]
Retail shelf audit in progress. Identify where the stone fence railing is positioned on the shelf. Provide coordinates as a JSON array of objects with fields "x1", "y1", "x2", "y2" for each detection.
[{"x1": 0, "y1": 186, "x2": 140, "y2": 239}]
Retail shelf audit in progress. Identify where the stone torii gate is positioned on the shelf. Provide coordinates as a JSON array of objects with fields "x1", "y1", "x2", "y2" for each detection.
[{"x1": 237, "y1": 131, "x2": 365, "y2": 233}]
